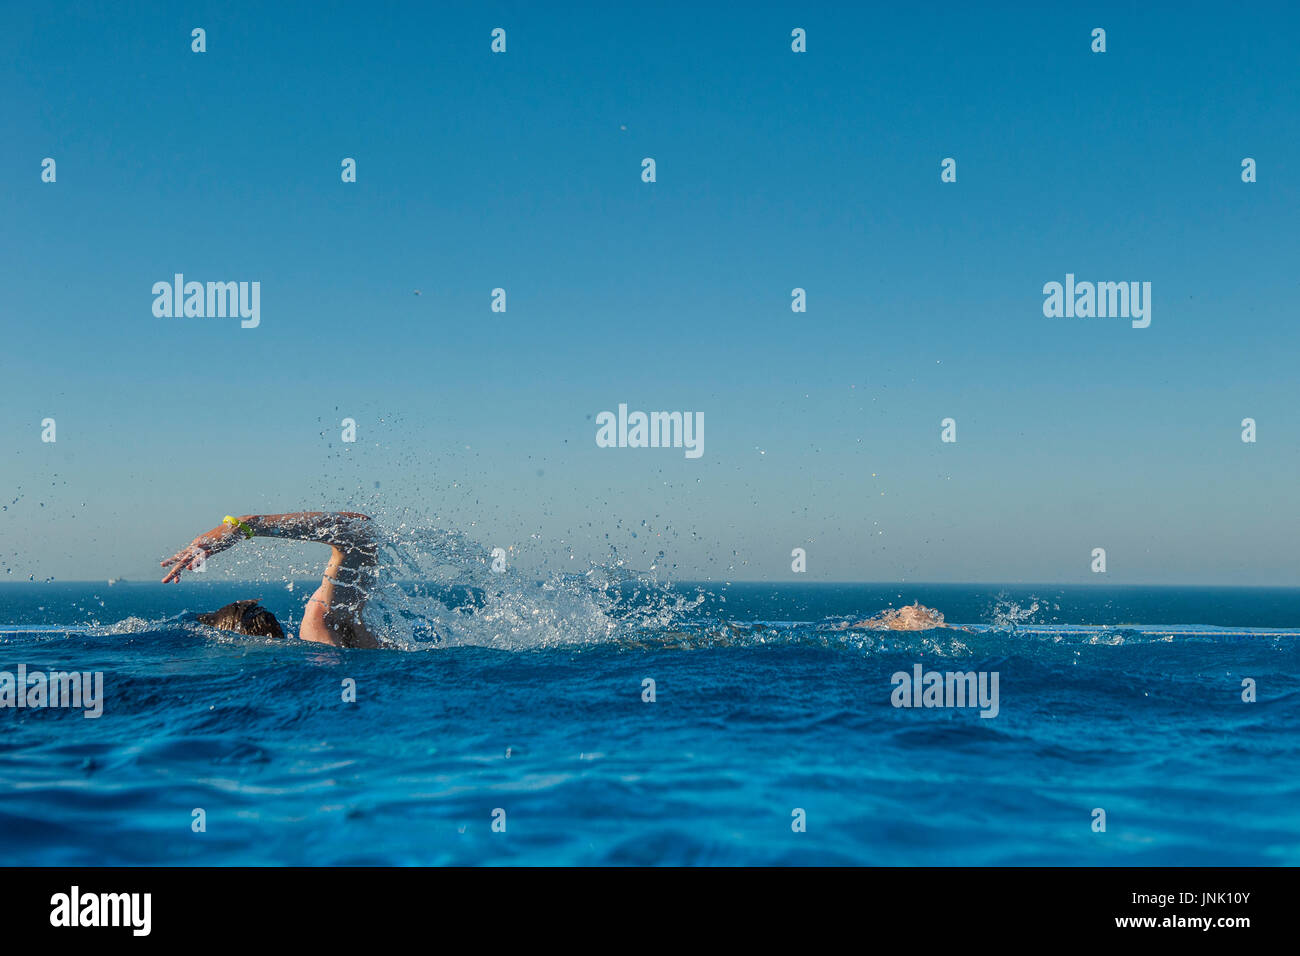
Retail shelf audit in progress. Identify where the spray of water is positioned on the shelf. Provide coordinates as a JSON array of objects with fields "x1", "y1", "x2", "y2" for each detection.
[
  {"x1": 343, "y1": 523, "x2": 706, "y2": 651},
  {"x1": 986, "y1": 594, "x2": 1043, "y2": 630}
]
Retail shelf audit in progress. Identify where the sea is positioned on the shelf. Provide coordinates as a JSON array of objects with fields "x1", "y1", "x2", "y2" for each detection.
[{"x1": 1, "y1": 577, "x2": 1297, "y2": 865}]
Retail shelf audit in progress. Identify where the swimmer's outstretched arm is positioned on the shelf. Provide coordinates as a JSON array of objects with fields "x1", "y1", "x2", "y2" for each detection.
[{"x1": 161, "y1": 511, "x2": 373, "y2": 583}]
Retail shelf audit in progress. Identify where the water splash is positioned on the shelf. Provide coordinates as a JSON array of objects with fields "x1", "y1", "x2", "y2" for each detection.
[
  {"x1": 986, "y1": 594, "x2": 1043, "y2": 630},
  {"x1": 351, "y1": 524, "x2": 707, "y2": 651}
]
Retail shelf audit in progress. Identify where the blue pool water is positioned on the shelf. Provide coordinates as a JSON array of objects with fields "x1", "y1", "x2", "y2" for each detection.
[{"x1": 1, "y1": 580, "x2": 1298, "y2": 865}]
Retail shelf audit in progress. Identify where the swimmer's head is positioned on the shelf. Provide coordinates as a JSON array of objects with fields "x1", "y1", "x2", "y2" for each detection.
[{"x1": 198, "y1": 600, "x2": 285, "y2": 639}]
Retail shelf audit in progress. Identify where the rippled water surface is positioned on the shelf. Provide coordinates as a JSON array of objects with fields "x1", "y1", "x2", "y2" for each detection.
[{"x1": 2, "y1": 581, "x2": 1298, "y2": 865}]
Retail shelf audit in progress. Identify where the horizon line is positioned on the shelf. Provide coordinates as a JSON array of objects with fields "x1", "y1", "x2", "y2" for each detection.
[{"x1": 4, "y1": 579, "x2": 1299, "y2": 591}]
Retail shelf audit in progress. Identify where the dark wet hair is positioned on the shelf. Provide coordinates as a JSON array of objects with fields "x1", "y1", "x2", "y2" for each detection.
[{"x1": 197, "y1": 600, "x2": 285, "y2": 639}]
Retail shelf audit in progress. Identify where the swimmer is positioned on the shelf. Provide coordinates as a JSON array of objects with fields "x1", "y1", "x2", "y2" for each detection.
[
  {"x1": 161, "y1": 511, "x2": 382, "y2": 648},
  {"x1": 832, "y1": 601, "x2": 961, "y2": 632}
]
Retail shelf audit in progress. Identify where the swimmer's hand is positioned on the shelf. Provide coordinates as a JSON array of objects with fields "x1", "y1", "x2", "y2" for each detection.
[{"x1": 160, "y1": 518, "x2": 249, "y2": 583}]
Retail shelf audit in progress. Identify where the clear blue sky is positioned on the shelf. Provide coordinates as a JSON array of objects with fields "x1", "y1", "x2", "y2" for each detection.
[{"x1": 2, "y1": 2, "x2": 1298, "y2": 584}]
